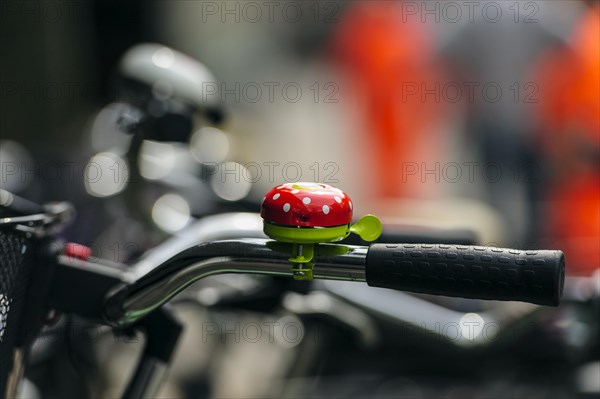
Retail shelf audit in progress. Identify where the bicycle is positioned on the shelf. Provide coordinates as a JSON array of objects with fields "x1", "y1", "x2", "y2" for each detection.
[{"x1": 1, "y1": 184, "x2": 566, "y2": 398}]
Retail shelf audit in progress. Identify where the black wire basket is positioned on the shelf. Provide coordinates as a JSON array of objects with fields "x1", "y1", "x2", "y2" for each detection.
[
  {"x1": 0, "y1": 228, "x2": 37, "y2": 397},
  {"x1": 0, "y1": 191, "x2": 70, "y2": 398}
]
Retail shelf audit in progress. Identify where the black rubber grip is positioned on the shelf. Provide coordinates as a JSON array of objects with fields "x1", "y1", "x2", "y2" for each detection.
[{"x1": 366, "y1": 244, "x2": 565, "y2": 306}]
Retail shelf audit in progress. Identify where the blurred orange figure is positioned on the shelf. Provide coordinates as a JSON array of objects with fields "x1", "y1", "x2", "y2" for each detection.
[
  {"x1": 534, "y1": 6, "x2": 600, "y2": 275},
  {"x1": 328, "y1": 2, "x2": 443, "y2": 198}
]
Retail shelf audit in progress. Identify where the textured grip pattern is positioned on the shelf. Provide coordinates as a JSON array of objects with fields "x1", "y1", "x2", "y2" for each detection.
[{"x1": 366, "y1": 244, "x2": 565, "y2": 306}]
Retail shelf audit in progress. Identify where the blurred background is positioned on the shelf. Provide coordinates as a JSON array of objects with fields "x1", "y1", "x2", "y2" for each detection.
[{"x1": 1, "y1": 0, "x2": 599, "y2": 398}]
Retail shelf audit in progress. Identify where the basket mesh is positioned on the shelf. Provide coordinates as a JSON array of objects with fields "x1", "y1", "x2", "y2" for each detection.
[{"x1": 0, "y1": 229, "x2": 35, "y2": 396}]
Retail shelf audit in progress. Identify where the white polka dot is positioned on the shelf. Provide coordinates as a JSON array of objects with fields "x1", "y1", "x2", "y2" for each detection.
[
  {"x1": 334, "y1": 196, "x2": 341, "y2": 203},
  {"x1": 291, "y1": 189, "x2": 299, "y2": 194},
  {"x1": 272, "y1": 193, "x2": 280, "y2": 200},
  {"x1": 302, "y1": 197, "x2": 311, "y2": 204},
  {"x1": 349, "y1": 202, "x2": 353, "y2": 210},
  {"x1": 322, "y1": 205, "x2": 330, "y2": 214},
  {"x1": 283, "y1": 203, "x2": 291, "y2": 212}
]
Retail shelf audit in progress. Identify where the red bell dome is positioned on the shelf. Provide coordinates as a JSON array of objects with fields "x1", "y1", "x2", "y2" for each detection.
[{"x1": 261, "y1": 182, "x2": 353, "y2": 227}]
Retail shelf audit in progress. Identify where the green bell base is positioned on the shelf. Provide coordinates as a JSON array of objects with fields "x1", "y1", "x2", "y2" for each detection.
[
  {"x1": 263, "y1": 222, "x2": 350, "y2": 244},
  {"x1": 263, "y1": 215, "x2": 382, "y2": 282}
]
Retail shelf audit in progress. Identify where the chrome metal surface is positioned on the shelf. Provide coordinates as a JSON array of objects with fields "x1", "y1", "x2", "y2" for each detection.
[
  {"x1": 0, "y1": 199, "x2": 74, "y2": 237},
  {"x1": 107, "y1": 239, "x2": 367, "y2": 326}
]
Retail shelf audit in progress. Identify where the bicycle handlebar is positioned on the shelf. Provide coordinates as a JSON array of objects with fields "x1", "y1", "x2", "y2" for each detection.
[
  {"x1": 96, "y1": 239, "x2": 564, "y2": 327},
  {"x1": 103, "y1": 239, "x2": 367, "y2": 325}
]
